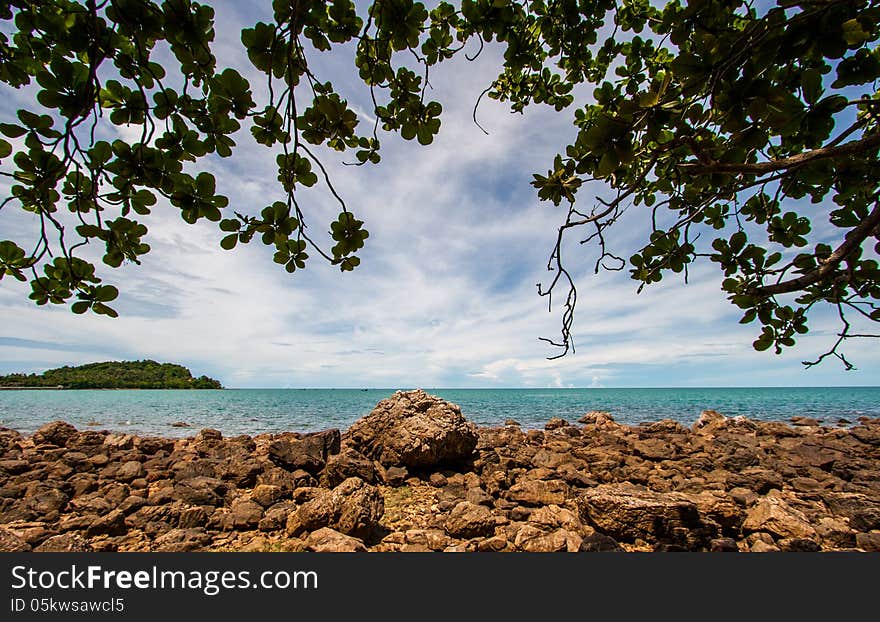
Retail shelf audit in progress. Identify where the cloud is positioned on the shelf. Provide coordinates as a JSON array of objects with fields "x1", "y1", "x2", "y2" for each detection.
[{"x1": 0, "y1": 1, "x2": 877, "y2": 388}]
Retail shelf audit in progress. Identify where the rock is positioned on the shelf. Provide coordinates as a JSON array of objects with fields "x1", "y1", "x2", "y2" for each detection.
[
  {"x1": 217, "y1": 457, "x2": 262, "y2": 488},
  {"x1": 578, "y1": 411, "x2": 615, "y2": 426},
  {"x1": 257, "y1": 467, "x2": 315, "y2": 492},
  {"x1": 347, "y1": 390, "x2": 478, "y2": 469},
  {"x1": 34, "y1": 533, "x2": 93, "y2": 552},
  {"x1": 221, "y1": 499, "x2": 263, "y2": 530},
  {"x1": 855, "y1": 532, "x2": 880, "y2": 552},
  {"x1": 514, "y1": 526, "x2": 582, "y2": 552},
  {"x1": 153, "y1": 528, "x2": 212, "y2": 552},
  {"x1": 172, "y1": 477, "x2": 227, "y2": 506},
  {"x1": 0, "y1": 459, "x2": 30, "y2": 475},
  {"x1": 86, "y1": 509, "x2": 127, "y2": 537},
  {"x1": 250, "y1": 484, "x2": 284, "y2": 508},
  {"x1": 304, "y1": 527, "x2": 367, "y2": 552},
  {"x1": 33, "y1": 421, "x2": 78, "y2": 447},
  {"x1": 178, "y1": 506, "x2": 209, "y2": 529},
  {"x1": 778, "y1": 537, "x2": 821, "y2": 552},
  {"x1": 750, "y1": 540, "x2": 781, "y2": 552},
  {"x1": 104, "y1": 433, "x2": 135, "y2": 450},
  {"x1": 693, "y1": 410, "x2": 726, "y2": 432},
  {"x1": 170, "y1": 422, "x2": 191, "y2": 428},
  {"x1": 507, "y1": 479, "x2": 569, "y2": 506},
  {"x1": 545, "y1": 418, "x2": 568, "y2": 430},
  {"x1": 268, "y1": 430, "x2": 341, "y2": 475},
  {"x1": 504, "y1": 420, "x2": 521, "y2": 427},
  {"x1": 444, "y1": 502, "x2": 496, "y2": 539},
  {"x1": 18, "y1": 483, "x2": 69, "y2": 522},
  {"x1": 429, "y1": 473, "x2": 448, "y2": 488},
  {"x1": 579, "y1": 533, "x2": 624, "y2": 552},
  {"x1": 0, "y1": 527, "x2": 31, "y2": 552},
  {"x1": 709, "y1": 537, "x2": 739, "y2": 552},
  {"x1": 288, "y1": 477, "x2": 384, "y2": 540},
  {"x1": 381, "y1": 466, "x2": 409, "y2": 486},
  {"x1": 742, "y1": 494, "x2": 818, "y2": 540},
  {"x1": 320, "y1": 447, "x2": 376, "y2": 487},
  {"x1": 116, "y1": 460, "x2": 146, "y2": 482},
  {"x1": 577, "y1": 484, "x2": 718, "y2": 548}
]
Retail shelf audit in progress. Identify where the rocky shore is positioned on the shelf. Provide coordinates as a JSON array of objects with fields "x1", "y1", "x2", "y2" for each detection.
[{"x1": 1, "y1": 390, "x2": 878, "y2": 552}]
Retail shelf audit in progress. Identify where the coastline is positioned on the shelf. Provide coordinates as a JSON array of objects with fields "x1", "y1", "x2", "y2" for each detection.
[{"x1": 1, "y1": 390, "x2": 878, "y2": 553}]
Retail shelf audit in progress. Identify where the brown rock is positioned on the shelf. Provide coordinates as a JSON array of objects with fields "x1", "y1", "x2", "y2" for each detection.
[
  {"x1": 33, "y1": 421, "x2": 78, "y2": 447},
  {"x1": 742, "y1": 494, "x2": 818, "y2": 540},
  {"x1": 268, "y1": 430, "x2": 340, "y2": 475},
  {"x1": 288, "y1": 477, "x2": 383, "y2": 540},
  {"x1": 0, "y1": 527, "x2": 31, "y2": 552},
  {"x1": 116, "y1": 460, "x2": 146, "y2": 482},
  {"x1": 320, "y1": 447, "x2": 376, "y2": 487},
  {"x1": 545, "y1": 418, "x2": 568, "y2": 430},
  {"x1": 381, "y1": 466, "x2": 409, "y2": 486},
  {"x1": 577, "y1": 484, "x2": 718, "y2": 548},
  {"x1": 507, "y1": 479, "x2": 569, "y2": 506},
  {"x1": 444, "y1": 501, "x2": 496, "y2": 539},
  {"x1": 153, "y1": 528, "x2": 212, "y2": 552},
  {"x1": 579, "y1": 532, "x2": 624, "y2": 552},
  {"x1": 86, "y1": 509, "x2": 127, "y2": 537},
  {"x1": 34, "y1": 533, "x2": 93, "y2": 552},
  {"x1": 304, "y1": 527, "x2": 367, "y2": 552},
  {"x1": 172, "y1": 477, "x2": 227, "y2": 506},
  {"x1": 228, "y1": 499, "x2": 264, "y2": 530},
  {"x1": 347, "y1": 390, "x2": 478, "y2": 469},
  {"x1": 250, "y1": 484, "x2": 284, "y2": 508},
  {"x1": 855, "y1": 532, "x2": 880, "y2": 552}
]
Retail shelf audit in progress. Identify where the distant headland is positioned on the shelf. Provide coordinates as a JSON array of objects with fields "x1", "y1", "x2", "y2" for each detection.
[{"x1": 0, "y1": 360, "x2": 222, "y2": 390}]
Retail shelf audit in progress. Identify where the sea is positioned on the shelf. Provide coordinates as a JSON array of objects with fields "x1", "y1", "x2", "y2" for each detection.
[{"x1": 0, "y1": 386, "x2": 878, "y2": 438}]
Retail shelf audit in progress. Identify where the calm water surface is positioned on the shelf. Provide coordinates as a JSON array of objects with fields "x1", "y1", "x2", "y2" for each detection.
[{"x1": 0, "y1": 387, "x2": 877, "y2": 437}]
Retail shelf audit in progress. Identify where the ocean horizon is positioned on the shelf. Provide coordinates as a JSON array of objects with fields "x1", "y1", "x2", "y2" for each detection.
[{"x1": 1, "y1": 386, "x2": 878, "y2": 438}]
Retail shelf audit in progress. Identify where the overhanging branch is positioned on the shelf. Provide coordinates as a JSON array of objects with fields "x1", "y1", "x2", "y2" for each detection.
[
  {"x1": 751, "y1": 201, "x2": 880, "y2": 296},
  {"x1": 679, "y1": 133, "x2": 880, "y2": 176}
]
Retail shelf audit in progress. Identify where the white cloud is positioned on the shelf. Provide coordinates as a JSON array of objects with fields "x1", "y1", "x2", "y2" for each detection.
[{"x1": 0, "y1": 1, "x2": 877, "y2": 388}]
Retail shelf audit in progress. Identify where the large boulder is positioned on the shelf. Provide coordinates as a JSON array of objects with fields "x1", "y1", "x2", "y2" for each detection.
[{"x1": 347, "y1": 390, "x2": 478, "y2": 469}]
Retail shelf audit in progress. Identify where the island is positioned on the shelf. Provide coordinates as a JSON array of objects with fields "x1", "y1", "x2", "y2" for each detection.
[{"x1": 0, "y1": 360, "x2": 222, "y2": 390}]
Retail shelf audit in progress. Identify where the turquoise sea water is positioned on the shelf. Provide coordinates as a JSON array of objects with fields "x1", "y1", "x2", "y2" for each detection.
[{"x1": 1, "y1": 387, "x2": 878, "y2": 438}]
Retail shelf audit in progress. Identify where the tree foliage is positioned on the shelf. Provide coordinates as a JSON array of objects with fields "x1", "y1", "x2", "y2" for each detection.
[
  {"x1": 0, "y1": 0, "x2": 878, "y2": 367},
  {"x1": 0, "y1": 359, "x2": 222, "y2": 388}
]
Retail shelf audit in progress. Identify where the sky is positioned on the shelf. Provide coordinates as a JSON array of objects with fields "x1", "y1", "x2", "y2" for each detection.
[{"x1": 0, "y1": 1, "x2": 878, "y2": 388}]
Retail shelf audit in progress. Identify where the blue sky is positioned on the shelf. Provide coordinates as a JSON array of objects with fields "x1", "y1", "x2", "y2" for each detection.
[{"x1": 1, "y1": 1, "x2": 878, "y2": 388}]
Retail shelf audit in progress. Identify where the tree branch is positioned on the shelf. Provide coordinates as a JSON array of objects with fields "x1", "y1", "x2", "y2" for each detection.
[
  {"x1": 751, "y1": 201, "x2": 880, "y2": 296},
  {"x1": 679, "y1": 133, "x2": 880, "y2": 175}
]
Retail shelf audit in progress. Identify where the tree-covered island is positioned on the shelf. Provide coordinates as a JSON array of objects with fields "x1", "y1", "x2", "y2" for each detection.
[{"x1": 0, "y1": 360, "x2": 222, "y2": 389}]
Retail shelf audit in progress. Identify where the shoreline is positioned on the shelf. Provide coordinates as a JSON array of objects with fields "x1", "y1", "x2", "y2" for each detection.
[{"x1": 1, "y1": 390, "x2": 878, "y2": 553}]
